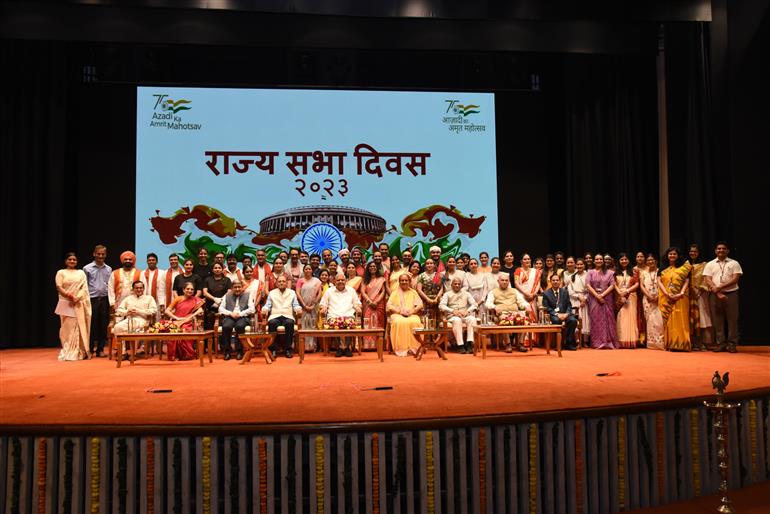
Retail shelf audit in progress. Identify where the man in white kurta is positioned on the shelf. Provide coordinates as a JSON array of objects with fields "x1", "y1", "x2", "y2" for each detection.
[
  {"x1": 262, "y1": 275, "x2": 302, "y2": 358},
  {"x1": 113, "y1": 281, "x2": 158, "y2": 343},
  {"x1": 162, "y1": 253, "x2": 185, "y2": 308},
  {"x1": 319, "y1": 276, "x2": 363, "y2": 357},
  {"x1": 143, "y1": 253, "x2": 164, "y2": 321},
  {"x1": 439, "y1": 277, "x2": 478, "y2": 353},
  {"x1": 484, "y1": 274, "x2": 529, "y2": 353}
]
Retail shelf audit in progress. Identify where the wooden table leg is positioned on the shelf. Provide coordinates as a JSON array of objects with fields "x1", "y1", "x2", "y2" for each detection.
[
  {"x1": 472, "y1": 333, "x2": 478, "y2": 356},
  {"x1": 377, "y1": 335, "x2": 384, "y2": 362},
  {"x1": 116, "y1": 339, "x2": 122, "y2": 368},
  {"x1": 482, "y1": 334, "x2": 487, "y2": 359},
  {"x1": 557, "y1": 332, "x2": 562, "y2": 357},
  {"x1": 299, "y1": 335, "x2": 305, "y2": 364},
  {"x1": 435, "y1": 336, "x2": 448, "y2": 360},
  {"x1": 130, "y1": 341, "x2": 137, "y2": 365},
  {"x1": 208, "y1": 337, "x2": 214, "y2": 364},
  {"x1": 546, "y1": 332, "x2": 552, "y2": 355},
  {"x1": 198, "y1": 340, "x2": 204, "y2": 367}
]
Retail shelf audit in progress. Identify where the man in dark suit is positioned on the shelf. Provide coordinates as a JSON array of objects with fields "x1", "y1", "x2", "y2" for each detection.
[{"x1": 543, "y1": 274, "x2": 578, "y2": 350}]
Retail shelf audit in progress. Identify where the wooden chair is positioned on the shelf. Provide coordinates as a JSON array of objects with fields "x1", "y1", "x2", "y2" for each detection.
[
  {"x1": 213, "y1": 312, "x2": 258, "y2": 359},
  {"x1": 108, "y1": 309, "x2": 158, "y2": 360}
]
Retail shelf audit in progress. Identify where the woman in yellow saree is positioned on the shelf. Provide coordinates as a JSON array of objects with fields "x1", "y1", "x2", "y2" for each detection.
[
  {"x1": 658, "y1": 247, "x2": 692, "y2": 351},
  {"x1": 387, "y1": 273, "x2": 424, "y2": 357}
]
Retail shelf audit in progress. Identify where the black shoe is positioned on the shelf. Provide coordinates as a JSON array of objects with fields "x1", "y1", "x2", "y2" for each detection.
[
  {"x1": 236, "y1": 351, "x2": 243, "y2": 360},
  {"x1": 344, "y1": 347, "x2": 353, "y2": 357},
  {"x1": 223, "y1": 352, "x2": 231, "y2": 361},
  {"x1": 712, "y1": 344, "x2": 727, "y2": 353},
  {"x1": 727, "y1": 344, "x2": 737, "y2": 353},
  {"x1": 691, "y1": 344, "x2": 703, "y2": 351},
  {"x1": 271, "y1": 350, "x2": 277, "y2": 360},
  {"x1": 95, "y1": 352, "x2": 106, "y2": 358},
  {"x1": 285, "y1": 349, "x2": 293, "y2": 359},
  {"x1": 504, "y1": 345, "x2": 513, "y2": 353},
  {"x1": 565, "y1": 345, "x2": 577, "y2": 351},
  {"x1": 335, "y1": 348, "x2": 344, "y2": 358},
  {"x1": 121, "y1": 354, "x2": 130, "y2": 360},
  {"x1": 517, "y1": 345, "x2": 528, "y2": 353},
  {"x1": 465, "y1": 342, "x2": 474, "y2": 353}
]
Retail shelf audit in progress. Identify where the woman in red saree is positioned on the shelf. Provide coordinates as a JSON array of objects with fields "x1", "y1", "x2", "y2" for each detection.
[{"x1": 164, "y1": 282, "x2": 205, "y2": 361}]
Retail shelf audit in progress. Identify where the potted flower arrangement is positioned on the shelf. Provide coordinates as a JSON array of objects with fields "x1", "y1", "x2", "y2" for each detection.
[
  {"x1": 323, "y1": 316, "x2": 357, "y2": 330},
  {"x1": 147, "y1": 319, "x2": 182, "y2": 334},
  {"x1": 498, "y1": 312, "x2": 530, "y2": 326}
]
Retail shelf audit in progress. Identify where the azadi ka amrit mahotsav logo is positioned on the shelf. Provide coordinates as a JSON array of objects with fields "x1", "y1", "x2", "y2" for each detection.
[
  {"x1": 453, "y1": 103, "x2": 480, "y2": 117},
  {"x1": 153, "y1": 94, "x2": 192, "y2": 114}
]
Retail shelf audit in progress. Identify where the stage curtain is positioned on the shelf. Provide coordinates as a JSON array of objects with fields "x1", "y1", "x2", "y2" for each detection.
[
  {"x1": 549, "y1": 54, "x2": 660, "y2": 256},
  {"x1": 0, "y1": 41, "x2": 76, "y2": 348},
  {"x1": 664, "y1": 22, "x2": 728, "y2": 251}
]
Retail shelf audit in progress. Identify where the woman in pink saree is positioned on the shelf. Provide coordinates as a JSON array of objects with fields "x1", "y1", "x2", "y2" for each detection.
[{"x1": 361, "y1": 261, "x2": 386, "y2": 350}]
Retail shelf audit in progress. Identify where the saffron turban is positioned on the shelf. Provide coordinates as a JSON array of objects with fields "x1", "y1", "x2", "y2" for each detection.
[{"x1": 120, "y1": 251, "x2": 136, "y2": 262}]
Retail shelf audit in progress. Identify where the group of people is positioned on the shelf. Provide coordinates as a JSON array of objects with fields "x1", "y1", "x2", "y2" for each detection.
[{"x1": 54, "y1": 240, "x2": 742, "y2": 361}]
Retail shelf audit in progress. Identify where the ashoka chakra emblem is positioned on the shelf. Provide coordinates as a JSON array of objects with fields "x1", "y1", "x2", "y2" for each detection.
[{"x1": 301, "y1": 223, "x2": 344, "y2": 258}]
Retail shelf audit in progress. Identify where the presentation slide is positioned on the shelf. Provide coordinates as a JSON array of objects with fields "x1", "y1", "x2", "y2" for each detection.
[{"x1": 136, "y1": 87, "x2": 498, "y2": 263}]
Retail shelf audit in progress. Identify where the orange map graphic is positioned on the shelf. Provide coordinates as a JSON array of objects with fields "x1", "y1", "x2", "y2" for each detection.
[
  {"x1": 400, "y1": 205, "x2": 485, "y2": 239},
  {"x1": 150, "y1": 203, "x2": 485, "y2": 248},
  {"x1": 150, "y1": 205, "x2": 251, "y2": 244}
]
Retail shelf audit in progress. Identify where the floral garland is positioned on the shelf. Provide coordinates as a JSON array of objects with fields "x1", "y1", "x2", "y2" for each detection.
[
  {"x1": 688, "y1": 409, "x2": 701, "y2": 497},
  {"x1": 36, "y1": 438, "x2": 47, "y2": 514},
  {"x1": 426, "y1": 432, "x2": 436, "y2": 514},
  {"x1": 574, "y1": 421, "x2": 584, "y2": 514},
  {"x1": 62, "y1": 439, "x2": 73, "y2": 514},
  {"x1": 146, "y1": 438, "x2": 155, "y2": 514},
  {"x1": 749, "y1": 400, "x2": 759, "y2": 482},
  {"x1": 528, "y1": 423, "x2": 537, "y2": 514},
  {"x1": 371, "y1": 433, "x2": 380, "y2": 514},
  {"x1": 315, "y1": 435, "x2": 325, "y2": 513},
  {"x1": 201, "y1": 437, "x2": 212, "y2": 514},
  {"x1": 499, "y1": 311, "x2": 530, "y2": 326},
  {"x1": 147, "y1": 319, "x2": 182, "y2": 333},
  {"x1": 655, "y1": 412, "x2": 665, "y2": 501},
  {"x1": 323, "y1": 316, "x2": 357, "y2": 330},
  {"x1": 89, "y1": 438, "x2": 100, "y2": 514},
  {"x1": 478, "y1": 429, "x2": 487, "y2": 514},
  {"x1": 617, "y1": 417, "x2": 626, "y2": 511},
  {"x1": 258, "y1": 439, "x2": 268, "y2": 514}
]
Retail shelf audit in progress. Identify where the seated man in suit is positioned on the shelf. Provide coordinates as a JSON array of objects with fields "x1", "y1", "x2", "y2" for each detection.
[
  {"x1": 262, "y1": 275, "x2": 303, "y2": 358},
  {"x1": 542, "y1": 274, "x2": 578, "y2": 350},
  {"x1": 218, "y1": 280, "x2": 255, "y2": 361}
]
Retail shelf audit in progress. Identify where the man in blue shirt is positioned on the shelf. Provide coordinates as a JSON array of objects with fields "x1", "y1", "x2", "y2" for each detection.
[{"x1": 83, "y1": 245, "x2": 111, "y2": 357}]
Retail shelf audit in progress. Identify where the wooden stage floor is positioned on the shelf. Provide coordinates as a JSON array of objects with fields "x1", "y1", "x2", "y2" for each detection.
[{"x1": 1, "y1": 346, "x2": 769, "y2": 431}]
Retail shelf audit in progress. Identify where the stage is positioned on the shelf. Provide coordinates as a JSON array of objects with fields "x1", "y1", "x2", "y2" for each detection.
[
  {"x1": 2, "y1": 346, "x2": 769, "y2": 431},
  {"x1": 2, "y1": 347, "x2": 769, "y2": 513}
]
